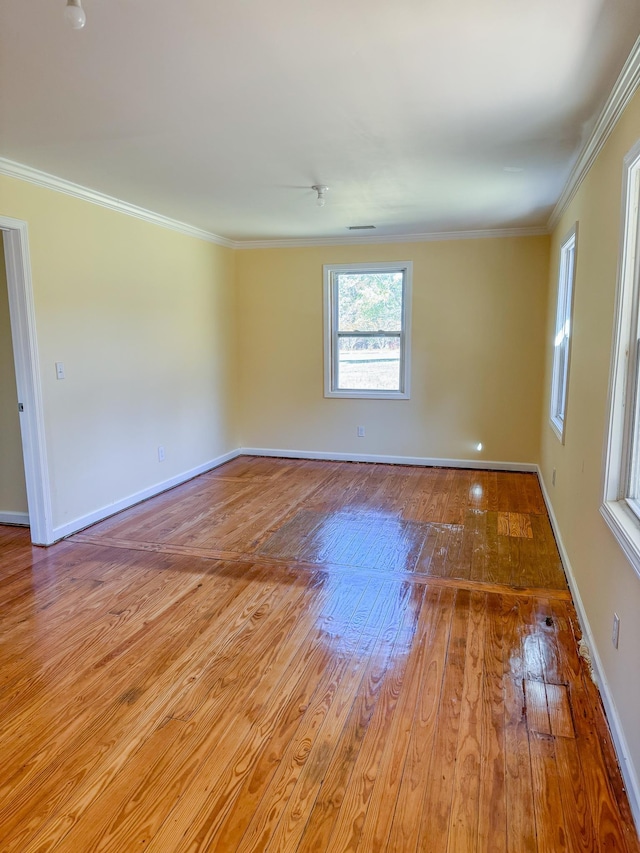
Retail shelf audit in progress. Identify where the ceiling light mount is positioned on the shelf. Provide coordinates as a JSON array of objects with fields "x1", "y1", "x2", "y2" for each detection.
[
  {"x1": 311, "y1": 185, "x2": 329, "y2": 207},
  {"x1": 65, "y1": 0, "x2": 86, "y2": 29}
]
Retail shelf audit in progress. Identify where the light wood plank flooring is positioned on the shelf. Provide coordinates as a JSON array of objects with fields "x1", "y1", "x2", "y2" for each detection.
[{"x1": 0, "y1": 457, "x2": 637, "y2": 851}]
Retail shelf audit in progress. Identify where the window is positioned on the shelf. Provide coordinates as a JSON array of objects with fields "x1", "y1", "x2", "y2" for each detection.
[
  {"x1": 550, "y1": 226, "x2": 577, "y2": 442},
  {"x1": 602, "y1": 139, "x2": 640, "y2": 579},
  {"x1": 323, "y1": 261, "x2": 412, "y2": 399}
]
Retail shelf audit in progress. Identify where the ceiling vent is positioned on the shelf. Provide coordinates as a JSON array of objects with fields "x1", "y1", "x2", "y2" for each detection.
[{"x1": 347, "y1": 225, "x2": 376, "y2": 230}]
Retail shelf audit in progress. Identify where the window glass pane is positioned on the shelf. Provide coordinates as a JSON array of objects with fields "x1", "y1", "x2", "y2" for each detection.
[
  {"x1": 550, "y1": 231, "x2": 576, "y2": 436},
  {"x1": 627, "y1": 347, "x2": 640, "y2": 501},
  {"x1": 554, "y1": 346, "x2": 567, "y2": 419},
  {"x1": 336, "y1": 272, "x2": 403, "y2": 332},
  {"x1": 336, "y1": 336, "x2": 401, "y2": 391}
]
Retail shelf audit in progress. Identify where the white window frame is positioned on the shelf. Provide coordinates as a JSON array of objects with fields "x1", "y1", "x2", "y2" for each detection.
[
  {"x1": 602, "y1": 139, "x2": 640, "y2": 580},
  {"x1": 549, "y1": 225, "x2": 578, "y2": 443},
  {"x1": 323, "y1": 261, "x2": 412, "y2": 400}
]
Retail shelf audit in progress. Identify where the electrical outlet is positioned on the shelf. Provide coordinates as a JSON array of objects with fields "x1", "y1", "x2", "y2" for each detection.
[
  {"x1": 552, "y1": 468, "x2": 556, "y2": 486},
  {"x1": 357, "y1": 426, "x2": 365, "y2": 438},
  {"x1": 158, "y1": 446, "x2": 166, "y2": 462},
  {"x1": 55, "y1": 362, "x2": 65, "y2": 380},
  {"x1": 612, "y1": 613, "x2": 620, "y2": 649}
]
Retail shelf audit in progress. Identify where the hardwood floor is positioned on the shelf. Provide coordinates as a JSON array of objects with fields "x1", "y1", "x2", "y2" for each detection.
[{"x1": 0, "y1": 457, "x2": 637, "y2": 851}]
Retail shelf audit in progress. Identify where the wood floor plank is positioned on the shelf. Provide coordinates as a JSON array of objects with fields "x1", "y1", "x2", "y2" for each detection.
[
  {"x1": 238, "y1": 583, "x2": 425, "y2": 853},
  {"x1": 504, "y1": 675, "x2": 537, "y2": 852},
  {"x1": 218, "y1": 582, "x2": 407, "y2": 853},
  {"x1": 554, "y1": 733, "x2": 597, "y2": 852},
  {"x1": 446, "y1": 590, "x2": 487, "y2": 853},
  {"x1": 0, "y1": 563, "x2": 292, "y2": 848},
  {"x1": 530, "y1": 731, "x2": 569, "y2": 852},
  {"x1": 502, "y1": 596, "x2": 537, "y2": 853},
  {"x1": 0, "y1": 460, "x2": 636, "y2": 853},
  {"x1": 352, "y1": 586, "x2": 448, "y2": 853},
  {"x1": 476, "y1": 594, "x2": 507, "y2": 853},
  {"x1": 298, "y1": 585, "x2": 427, "y2": 853},
  {"x1": 525, "y1": 680, "x2": 552, "y2": 735},
  {"x1": 416, "y1": 588, "x2": 472, "y2": 850},
  {"x1": 145, "y1": 576, "x2": 380, "y2": 852},
  {"x1": 31, "y1": 573, "x2": 355, "y2": 852},
  {"x1": 549, "y1": 600, "x2": 638, "y2": 853},
  {"x1": 384, "y1": 586, "x2": 455, "y2": 853},
  {"x1": 0, "y1": 558, "x2": 259, "y2": 769},
  {"x1": 170, "y1": 581, "x2": 396, "y2": 853}
]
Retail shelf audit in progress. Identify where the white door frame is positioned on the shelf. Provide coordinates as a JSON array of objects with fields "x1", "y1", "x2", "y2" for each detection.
[{"x1": 1, "y1": 216, "x2": 54, "y2": 545}]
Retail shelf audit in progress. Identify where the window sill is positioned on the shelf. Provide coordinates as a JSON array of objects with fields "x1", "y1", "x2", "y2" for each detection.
[
  {"x1": 600, "y1": 498, "x2": 640, "y2": 580},
  {"x1": 549, "y1": 416, "x2": 565, "y2": 444},
  {"x1": 324, "y1": 389, "x2": 410, "y2": 400}
]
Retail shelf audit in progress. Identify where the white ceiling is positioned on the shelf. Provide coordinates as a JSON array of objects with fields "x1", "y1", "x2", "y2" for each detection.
[{"x1": 1, "y1": 0, "x2": 640, "y2": 242}]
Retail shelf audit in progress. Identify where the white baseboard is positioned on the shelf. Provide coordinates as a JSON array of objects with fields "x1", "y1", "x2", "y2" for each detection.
[
  {"x1": 537, "y1": 467, "x2": 640, "y2": 834},
  {"x1": 239, "y1": 446, "x2": 538, "y2": 472},
  {"x1": 0, "y1": 511, "x2": 30, "y2": 526},
  {"x1": 52, "y1": 449, "x2": 241, "y2": 542},
  {"x1": 39, "y1": 446, "x2": 639, "y2": 834},
  {"x1": 47, "y1": 447, "x2": 536, "y2": 544}
]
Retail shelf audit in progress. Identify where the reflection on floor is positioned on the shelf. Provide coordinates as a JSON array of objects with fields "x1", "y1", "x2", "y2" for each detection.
[
  {"x1": 74, "y1": 457, "x2": 567, "y2": 591},
  {"x1": 0, "y1": 457, "x2": 637, "y2": 852}
]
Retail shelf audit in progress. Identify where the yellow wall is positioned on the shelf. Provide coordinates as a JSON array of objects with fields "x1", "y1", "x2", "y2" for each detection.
[
  {"x1": 0, "y1": 175, "x2": 238, "y2": 532},
  {"x1": 0, "y1": 238, "x2": 28, "y2": 515},
  {"x1": 236, "y1": 237, "x2": 550, "y2": 463},
  {"x1": 3, "y1": 103, "x2": 639, "y2": 806},
  {"x1": 541, "y1": 89, "x2": 640, "y2": 787}
]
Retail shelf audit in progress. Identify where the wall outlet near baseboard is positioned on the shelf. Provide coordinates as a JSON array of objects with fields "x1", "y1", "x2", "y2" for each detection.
[
  {"x1": 357, "y1": 426, "x2": 365, "y2": 438},
  {"x1": 158, "y1": 446, "x2": 166, "y2": 462},
  {"x1": 612, "y1": 613, "x2": 620, "y2": 649}
]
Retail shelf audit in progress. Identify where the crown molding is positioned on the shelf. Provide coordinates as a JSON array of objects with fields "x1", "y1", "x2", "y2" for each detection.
[
  {"x1": 9, "y1": 35, "x2": 640, "y2": 252},
  {"x1": 0, "y1": 158, "x2": 235, "y2": 249},
  {"x1": 233, "y1": 225, "x2": 549, "y2": 250},
  {"x1": 549, "y1": 35, "x2": 640, "y2": 230},
  {"x1": 0, "y1": 156, "x2": 549, "y2": 250}
]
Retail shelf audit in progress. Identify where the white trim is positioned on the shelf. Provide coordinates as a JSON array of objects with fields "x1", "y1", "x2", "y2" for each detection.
[
  {"x1": 601, "y1": 140, "x2": 640, "y2": 580},
  {"x1": 549, "y1": 224, "x2": 578, "y2": 444},
  {"x1": 538, "y1": 468, "x2": 640, "y2": 835},
  {"x1": 52, "y1": 449, "x2": 241, "y2": 541},
  {"x1": 236, "y1": 226, "x2": 549, "y2": 250},
  {"x1": 239, "y1": 447, "x2": 538, "y2": 472},
  {"x1": 549, "y1": 36, "x2": 640, "y2": 230},
  {"x1": 1, "y1": 219, "x2": 54, "y2": 545},
  {"x1": 0, "y1": 158, "x2": 235, "y2": 249},
  {"x1": 0, "y1": 511, "x2": 29, "y2": 526},
  {"x1": 53, "y1": 447, "x2": 539, "y2": 540},
  {"x1": 323, "y1": 261, "x2": 413, "y2": 400},
  {"x1": 0, "y1": 158, "x2": 549, "y2": 249},
  {"x1": 600, "y1": 500, "x2": 640, "y2": 577}
]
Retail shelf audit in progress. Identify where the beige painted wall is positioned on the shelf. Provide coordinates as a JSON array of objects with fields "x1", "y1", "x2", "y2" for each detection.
[
  {"x1": 540, "y1": 89, "x2": 640, "y2": 790},
  {"x1": 0, "y1": 238, "x2": 28, "y2": 515},
  {"x1": 236, "y1": 237, "x2": 550, "y2": 463},
  {"x1": 0, "y1": 174, "x2": 238, "y2": 532}
]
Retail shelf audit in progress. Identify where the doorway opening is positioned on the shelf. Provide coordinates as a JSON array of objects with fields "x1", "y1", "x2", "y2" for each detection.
[{"x1": 1, "y1": 217, "x2": 53, "y2": 545}]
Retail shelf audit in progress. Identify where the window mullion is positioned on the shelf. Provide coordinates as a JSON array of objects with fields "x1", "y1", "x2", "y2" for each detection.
[
  {"x1": 332, "y1": 275, "x2": 340, "y2": 390},
  {"x1": 336, "y1": 331, "x2": 401, "y2": 338}
]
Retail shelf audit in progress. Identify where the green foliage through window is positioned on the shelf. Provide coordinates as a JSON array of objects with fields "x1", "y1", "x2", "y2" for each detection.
[
  {"x1": 324, "y1": 261, "x2": 412, "y2": 398},
  {"x1": 337, "y1": 273, "x2": 403, "y2": 333}
]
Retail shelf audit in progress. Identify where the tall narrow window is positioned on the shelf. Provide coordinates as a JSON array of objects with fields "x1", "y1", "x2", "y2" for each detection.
[
  {"x1": 323, "y1": 262, "x2": 412, "y2": 399},
  {"x1": 550, "y1": 227, "x2": 577, "y2": 442},
  {"x1": 602, "y1": 140, "x2": 640, "y2": 579}
]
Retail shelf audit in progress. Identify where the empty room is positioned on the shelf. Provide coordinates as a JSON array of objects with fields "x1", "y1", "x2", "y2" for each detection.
[{"x1": 2, "y1": 0, "x2": 640, "y2": 850}]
